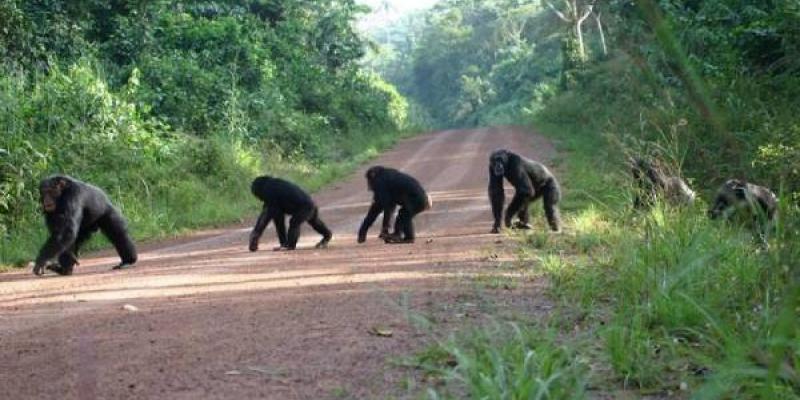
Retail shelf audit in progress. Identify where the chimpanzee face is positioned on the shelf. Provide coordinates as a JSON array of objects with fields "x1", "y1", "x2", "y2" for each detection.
[
  {"x1": 708, "y1": 179, "x2": 746, "y2": 219},
  {"x1": 490, "y1": 151, "x2": 508, "y2": 177},
  {"x1": 40, "y1": 177, "x2": 69, "y2": 213},
  {"x1": 365, "y1": 167, "x2": 382, "y2": 191}
]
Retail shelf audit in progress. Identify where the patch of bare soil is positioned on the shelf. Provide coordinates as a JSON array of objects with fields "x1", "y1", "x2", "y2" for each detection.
[{"x1": 0, "y1": 126, "x2": 557, "y2": 399}]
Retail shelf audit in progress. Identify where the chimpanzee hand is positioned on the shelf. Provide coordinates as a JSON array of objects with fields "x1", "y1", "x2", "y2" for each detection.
[{"x1": 357, "y1": 233, "x2": 367, "y2": 243}]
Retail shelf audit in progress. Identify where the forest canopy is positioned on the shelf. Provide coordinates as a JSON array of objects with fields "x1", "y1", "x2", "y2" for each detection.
[{"x1": 365, "y1": 0, "x2": 800, "y2": 195}]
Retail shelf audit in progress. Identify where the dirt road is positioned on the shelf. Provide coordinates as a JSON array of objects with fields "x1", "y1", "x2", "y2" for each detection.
[{"x1": 0, "y1": 126, "x2": 555, "y2": 399}]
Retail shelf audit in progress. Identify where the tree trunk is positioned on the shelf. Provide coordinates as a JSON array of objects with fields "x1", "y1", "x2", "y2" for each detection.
[{"x1": 595, "y1": 12, "x2": 608, "y2": 56}]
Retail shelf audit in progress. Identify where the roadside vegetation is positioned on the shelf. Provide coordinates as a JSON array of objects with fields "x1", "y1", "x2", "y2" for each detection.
[
  {"x1": 0, "y1": 1, "x2": 417, "y2": 267},
  {"x1": 366, "y1": 0, "x2": 799, "y2": 397}
]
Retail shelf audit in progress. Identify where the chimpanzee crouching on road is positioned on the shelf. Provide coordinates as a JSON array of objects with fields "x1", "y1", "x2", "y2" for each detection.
[
  {"x1": 33, "y1": 175, "x2": 137, "y2": 276},
  {"x1": 249, "y1": 176, "x2": 332, "y2": 251},
  {"x1": 358, "y1": 166, "x2": 432, "y2": 244},
  {"x1": 488, "y1": 149, "x2": 562, "y2": 233}
]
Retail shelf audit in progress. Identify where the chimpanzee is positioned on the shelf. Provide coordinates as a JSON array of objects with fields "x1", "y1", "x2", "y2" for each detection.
[
  {"x1": 33, "y1": 175, "x2": 137, "y2": 276},
  {"x1": 488, "y1": 149, "x2": 562, "y2": 233},
  {"x1": 357, "y1": 166, "x2": 432, "y2": 244},
  {"x1": 708, "y1": 179, "x2": 777, "y2": 239},
  {"x1": 629, "y1": 157, "x2": 695, "y2": 208},
  {"x1": 249, "y1": 176, "x2": 332, "y2": 251}
]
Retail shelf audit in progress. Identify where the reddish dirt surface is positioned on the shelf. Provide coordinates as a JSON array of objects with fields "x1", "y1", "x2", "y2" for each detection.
[{"x1": 0, "y1": 126, "x2": 556, "y2": 399}]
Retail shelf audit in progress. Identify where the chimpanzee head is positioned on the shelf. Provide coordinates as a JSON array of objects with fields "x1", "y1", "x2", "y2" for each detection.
[
  {"x1": 39, "y1": 176, "x2": 71, "y2": 213},
  {"x1": 708, "y1": 179, "x2": 747, "y2": 220},
  {"x1": 489, "y1": 150, "x2": 509, "y2": 177},
  {"x1": 365, "y1": 166, "x2": 385, "y2": 191}
]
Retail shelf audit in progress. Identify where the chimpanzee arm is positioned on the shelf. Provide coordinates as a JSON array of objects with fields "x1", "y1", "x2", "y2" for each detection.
[
  {"x1": 358, "y1": 202, "x2": 383, "y2": 243},
  {"x1": 504, "y1": 167, "x2": 534, "y2": 228},
  {"x1": 34, "y1": 211, "x2": 81, "y2": 275},
  {"x1": 249, "y1": 206, "x2": 275, "y2": 252},
  {"x1": 488, "y1": 169, "x2": 505, "y2": 233}
]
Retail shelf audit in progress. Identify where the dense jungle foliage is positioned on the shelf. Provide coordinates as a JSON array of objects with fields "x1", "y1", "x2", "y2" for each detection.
[
  {"x1": 365, "y1": 0, "x2": 800, "y2": 397},
  {"x1": 0, "y1": 0, "x2": 411, "y2": 264}
]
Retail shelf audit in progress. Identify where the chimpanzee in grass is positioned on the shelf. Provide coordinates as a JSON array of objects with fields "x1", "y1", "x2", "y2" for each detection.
[
  {"x1": 33, "y1": 175, "x2": 137, "y2": 276},
  {"x1": 708, "y1": 179, "x2": 778, "y2": 242},
  {"x1": 629, "y1": 157, "x2": 696, "y2": 209},
  {"x1": 358, "y1": 166, "x2": 432, "y2": 244},
  {"x1": 488, "y1": 149, "x2": 562, "y2": 233},
  {"x1": 249, "y1": 176, "x2": 332, "y2": 251}
]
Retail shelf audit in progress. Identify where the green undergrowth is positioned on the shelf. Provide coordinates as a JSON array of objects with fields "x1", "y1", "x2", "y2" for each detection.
[
  {"x1": 407, "y1": 122, "x2": 798, "y2": 398},
  {"x1": 0, "y1": 129, "x2": 407, "y2": 271},
  {"x1": 416, "y1": 322, "x2": 588, "y2": 399}
]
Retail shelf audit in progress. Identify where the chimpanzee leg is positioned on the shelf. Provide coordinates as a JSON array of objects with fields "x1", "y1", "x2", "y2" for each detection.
[
  {"x1": 307, "y1": 207, "x2": 333, "y2": 248},
  {"x1": 517, "y1": 202, "x2": 530, "y2": 223},
  {"x1": 380, "y1": 204, "x2": 397, "y2": 239},
  {"x1": 274, "y1": 212, "x2": 288, "y2": 248},
  {"x1": 286, "y1": 206, "x2": 315, "y2": 250},
  {"x1": 386, "y1": 206, "x2": 420, "y2": 244},
  {"x1": 98, "y1": 209, "x2": 138, "y2": 269},
  {"x1": 504, "y1": 191, "x2": 531, "y2": 228},
  {"x1": 542, "y1": 179, "x2": 562, "y2": 232}
]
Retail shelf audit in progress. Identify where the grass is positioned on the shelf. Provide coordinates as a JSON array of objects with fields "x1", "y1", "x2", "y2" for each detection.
[
  {"x1": 418, "y1": 323, "x2": 588, "y2": 400},
  {"x1": 406, "y1": 120, "x2": 799, "y2": 398}
]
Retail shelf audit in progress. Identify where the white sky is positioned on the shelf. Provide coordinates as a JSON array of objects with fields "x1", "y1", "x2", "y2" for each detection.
[
  {"x1": 358, "y1": 0, "x2": 441, "y2": 13},
  {"x1": 357, "y1": 0, "x2": 441, "y2": 31}
]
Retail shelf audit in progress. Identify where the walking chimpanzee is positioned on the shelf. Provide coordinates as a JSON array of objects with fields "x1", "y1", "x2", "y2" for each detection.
[
  {"x1": 629, "y1": 156, "x2": 695, "y2": 209},
  {"x1": 249, "y1": 176, "x2": 332, "y2": 251},
  {"x1": 488, "y1": 149, "x2": 562, "y2": 233},
  {"x1": 357, "y1": 166, "x2": 432, "y2": 244},
  {"x1": 33, "y1": 175, "x2": 137, "y2": 276},
  {"x1": 708, "y1": 179, "x2": 777, "y2": 242}
]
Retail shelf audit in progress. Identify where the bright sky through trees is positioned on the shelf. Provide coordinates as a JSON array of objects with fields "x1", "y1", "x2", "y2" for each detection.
[{"x1": 357, "y1": 0, "x2": 440, "y2": 30}]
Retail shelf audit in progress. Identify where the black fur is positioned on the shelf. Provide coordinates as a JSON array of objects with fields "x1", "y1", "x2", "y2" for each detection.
[
  {"x1": 249, "y1": 176, "x2": 332, "y2": 251},
  {"x1": 488, "y1": 149, "x2": 561, "y2": 233},
  {"x1": 358, "y1": 166, "x2": 431, "y2": 244},
  {"x1": 708, "y1": 179, "x2": 777, "y2": 235},
  {"x1": 33, "y1": 175, "x2": 137, "y2": 276},
  {"x1": 630, "y1": 157, "x2": 695, "y2": 208}
]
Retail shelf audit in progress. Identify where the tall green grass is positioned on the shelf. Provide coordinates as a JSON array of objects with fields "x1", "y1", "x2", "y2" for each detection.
[
  {"x1": 418, "y1": 323, "x2": 588, "y2": 399},
  {"x1": 533, "y1": 122, "x2": 800, "y2": 398},
  {"x1": 413, "y1": 120, "x2": 797, "y2": 398}
]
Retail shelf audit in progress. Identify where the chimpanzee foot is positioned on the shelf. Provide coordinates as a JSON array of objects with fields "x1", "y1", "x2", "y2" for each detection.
[
  {"x1": 512, "y1": 221, "x2": 533, "y2": 230},
  {"x1": 33, "y1": 263, "x2": 46, "y2": 276},
  {"x1": 490, "y1": 226, "x2": 500, "y2": 234},
  {"x1": 384, "y1": 235, "x2": 414, "y2": 244},
  {"x1": 112, "y1": 262, "x2": 135, "y2": 270},
  {"x1": 47, "y1": 263, "x2": 74, "y2": 276},
  {"x1": 272, "y1": 246, "x2": 293, "y2": 251},
  {"x1": 315, "y1": 240, "x2": 329, "y2": 249}
]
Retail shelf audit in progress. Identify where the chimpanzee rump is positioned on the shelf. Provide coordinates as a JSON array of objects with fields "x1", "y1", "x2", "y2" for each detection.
[
  {"x1": 358, "y1": 166, "x2": 432, "y2": 244},
  {"x1": 249, "y1": 176, "x2": 332, "y2": 251},
  {"x1": 33, "y1": 175, "x2": 137, "y2": 276},
  {"x1": 488, "y1": 149, "x2": 561, "y2": 233},
  {"x1": 708, "y1": 179, "x2": 777, "y2": 239},
  {"x1": 629, "y1": 157, "x2": 695, "y2": 208}
]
